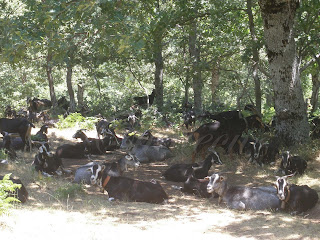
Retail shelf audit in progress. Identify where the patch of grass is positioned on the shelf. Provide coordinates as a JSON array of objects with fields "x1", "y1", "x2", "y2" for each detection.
[{"x1": 54, "y1": 183, "x2": 85, "y2": 200}]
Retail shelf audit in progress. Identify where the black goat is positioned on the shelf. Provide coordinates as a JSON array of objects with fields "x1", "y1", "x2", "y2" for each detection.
[
  {"x1": 177, "y1": 168, "x2": 219, "y2": 198},
  {"x1": 0, "y1": 131, "x2": 17, "y2": 159},
  {"x1": 33, "y1": 145, "x2": 70, "y2": 177},
  {"x1": 0, "y1": 118, "x2": 34, "y2": 150},
  {"x1": 162, "y1": 150, "x2": 222, "y2": 182},
  {"x1": 280, "y1": 151, "x2": 307, "y2": 175},
  {"x1": 102, "y1": 130, "x2": 122, "y2": 151},
  {"x1": 133, "y1": 89, "x2": 155, "y2": 107},
  {"x1": 274, "y1": 175, "x2": 318, "y2": 215},
  {"x1": 141, "y1": 130, "x2": 174, "y2": 148},
  {"x1": 73, "y1": 129, "x2": 105, "y2": 155},
  {"x1": 183, "y1": 110, "x2": 196, "y2": 129},
  {"x1": 89, "y1": 161, "x2": 168, "y2": 204},
  {"x1": 55, "y1": 142, "x2": 87, "y2": 159},
  {"x1": 33, "y1": 125, "x2": 49, "y2": 142},
  {"x1": 206, "y1": 173, "x2": 281, "y2": 210},
  {"x1": 252, "y1": 140, "x2": 279, "y2": 166},
  {"x1": 27, "y1": 97, "x2": 52, "y2": 112}
]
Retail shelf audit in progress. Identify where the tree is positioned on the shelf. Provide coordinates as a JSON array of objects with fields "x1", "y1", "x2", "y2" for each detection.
[{"x1": 259, "y1": 0, "x2": 309, "y2": 145}]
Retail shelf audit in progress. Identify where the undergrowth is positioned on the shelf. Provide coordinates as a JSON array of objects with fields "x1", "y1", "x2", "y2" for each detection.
[{"x1": 0, "y1": 174, "x2": 21, "y2": 215}]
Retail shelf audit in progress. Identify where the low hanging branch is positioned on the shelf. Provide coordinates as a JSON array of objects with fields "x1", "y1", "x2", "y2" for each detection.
[{"x1": 127, "y1": 62, "x2": 151, "y2": 107}]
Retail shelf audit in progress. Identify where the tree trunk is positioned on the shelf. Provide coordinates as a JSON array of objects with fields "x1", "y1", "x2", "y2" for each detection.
[
  {"x1": 247, "y1": 0, "x2": 262, "y2": 114},
  {"x1": 310, "y1": 72, "x2": 320, "y2": 114},
  {"x1": 184, "y1": 71, "x2": 190, "y2": 106},
  {"x1": 211, "y1": 62, "x2": 220, "y2": 108},
  {"x1": 46, "y1": 51, "x2": 57, "y2": 107},
  {"x1": 154, "y1": 34, "x2": 164, "y2": 111},
  {"x1": 66, "y1": 65, "x2": 76, "y2": 112},
  {"x1": 77, "y1": 83, "x2": 84, "y2": 107},
  {"x1": 259, "y1": 0, "x2": 309, "y2": 145},
  {"x1": 189, "y1": 19, "x2": 202, "y2": 115}
]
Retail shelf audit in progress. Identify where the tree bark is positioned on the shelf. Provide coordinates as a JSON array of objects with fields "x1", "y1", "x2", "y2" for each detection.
[
  {"x1": 211, "y1": 61, "x2": 220, "y2": 108},
  {"x1": 189, "y1": 18, "x2": 202, "y2": 115},
  {"x1": 310, "y1": 72, "x2": 320, "y2": 114},
  {"x1": 259, "y1": 0, "x2": 309, "y2": 145},
  {"x1": 77, "y1": 83, "x2": 84, "y2": 108},
  {"x1": 46, "y1": 51, "x2": 57, "y2": 107},
  {"x1": 154, "y1": 34, "x2": 164, "y2": 111},
  {"x1": 66, "y1": 65, "x2": 76, "y2": 112},
  {"x1": 247, "y1": 0, "x2": 262, "y2": 114}
]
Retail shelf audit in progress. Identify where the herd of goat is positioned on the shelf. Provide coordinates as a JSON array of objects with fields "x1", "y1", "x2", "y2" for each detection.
[{"x1": 0, "y1": 103, "x2": 319, "y2": 216}]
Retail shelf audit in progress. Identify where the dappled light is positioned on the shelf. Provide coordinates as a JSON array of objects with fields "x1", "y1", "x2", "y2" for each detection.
[{"x1": 1, "y1": 127, "x2": 320, "y2": 239}]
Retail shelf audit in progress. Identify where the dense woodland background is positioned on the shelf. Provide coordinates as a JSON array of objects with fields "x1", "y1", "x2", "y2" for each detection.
[{"x1": 0, "y1": 0, "x2": 320, "y2": 146}]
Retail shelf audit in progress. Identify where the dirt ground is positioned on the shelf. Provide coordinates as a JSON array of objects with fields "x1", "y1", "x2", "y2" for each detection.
[{"x1": 0, "y1": 126, "x2": 320, "y2": 240}]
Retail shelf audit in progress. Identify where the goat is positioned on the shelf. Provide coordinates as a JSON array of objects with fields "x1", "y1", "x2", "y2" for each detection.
[
  {"x1": 33, "y1": 124, "x2": 49, "y2": 142},
  {"x1": 73, "y1": 162, "x2": 100, "y2": 184},
  {"x1": 0, "y1": 175, "x2": 28, "y2": 203},
  {"x1": 251, "y1": 140, "x2": 279, "y2": 166},
  {"x1": 177, "y1": 168, "x2": 219, "y2": 198},
  {"x1": 274, "y1": 174, "x2": 318, "y2": 215},
  {"x1": 0, "y1": 118, "x2": 34, "y2": 151},
  {"x1": 141, "y1": 130, "x2": 174, "y2": 148},
  {"x1": 102, "y1": 129, "x2": 122, "y2": 151},
  {"x1": 190, "y1": 115, "x2": 265, "y2": 162},
  {"x1": 73, "y1": 129, "x2": 105, "y2": 155},
  {"x1": 33, "y1": 145, "x2": 70, "y2": 177},
  {"x1": 133, "y1": 89, "x2": 155, "y2": 107},
  {"x1": 117, "y1": 154, "x2": 140, "y2": 175},
  {"x1": 162, "y1": 150, "x2": 222, "y2": 182},
  {"x1": 0, "y1": 131, "x2": 17, "y2": 159},
  {"x1": 27, "y1": 97, "x2": 52, "y2": 112},
  {"x1": 280, "y1": 151, "x2": 307, "y2": 175},
  {"x1": 96, "y1": 119, "x2": 112, "y2": 139},
  {"x1": 89, "y1": 162, "x2": 168, "y2": 204},
  {"x1": 183, "y1": 110, "x2": 196, "y2": 129},
  {"x1": 55, "y1": 142, "x2": 87, "y2": 159},
  {"x1": 4, "y1": 105, "x2": 16, "y2": 118},
  {"x1": 206, "y1": 173, "x2": 281, "y2": 210},
  {"x1": 121, "y1": 134, "x2": 174, "y2": 163}
]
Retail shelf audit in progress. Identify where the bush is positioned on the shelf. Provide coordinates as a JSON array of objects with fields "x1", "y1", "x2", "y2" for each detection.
[
  {"x1": 0, "y1": 174, "x2": 21, "y2": 215},
  {"x1": 56, "y1": 113, "x2": 98, "y2": 130}
]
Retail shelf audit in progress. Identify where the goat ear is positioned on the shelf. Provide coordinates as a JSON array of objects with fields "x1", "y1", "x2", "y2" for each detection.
[
  {"x1": 219, "y1": 176, "x2": 226, "y2": 181},
  {"x1": 101, "y1": 165, "x2": 106, "y2": 171},
  {"x1": 204, "y1": 176, "x2": 210, "y2": 180}
]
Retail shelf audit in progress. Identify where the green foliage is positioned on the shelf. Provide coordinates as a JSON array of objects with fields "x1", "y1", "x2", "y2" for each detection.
[
  {"x1": 54, "y1": 183, "x2": 84, "y2": 200},
  {"x1": 262, "y1": 106, "x2": 275, "y2": 124},
  {"x1": 56, "y1": 113, "x2": 98, "y2": 130},
  {"x1": 0, "y1": 149, "x2": 8, "y2": 160},
  {"x1": 0, "y1": 174, "x2": 21, "y2": 215}
]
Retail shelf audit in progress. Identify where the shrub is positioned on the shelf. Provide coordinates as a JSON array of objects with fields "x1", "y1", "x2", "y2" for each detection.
[
  {"x1": 0, "y1": 174, "x2": 21, "y2": 215},
  {"x1": 56, "y1": 113, "x2": 98, "y2": 130}
]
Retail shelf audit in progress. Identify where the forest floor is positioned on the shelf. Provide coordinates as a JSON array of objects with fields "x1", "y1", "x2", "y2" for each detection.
[{"x1": 0, "y1": 126, "x2": 319, "y2": 240}]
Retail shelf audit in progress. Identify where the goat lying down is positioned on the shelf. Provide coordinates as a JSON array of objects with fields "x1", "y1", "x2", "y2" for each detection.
[
  {"x1": 274, "y1": 174, "x2": 318, "y2": 215},
  {"x1": 206, "y1": 173, "x2": 281, "y2": 210},
  {"x1": 73, "y1": 154, "x2": 140, "y2": 184},
  {"x1": 88, "y1": 162, "x2": 168, "y2": 204}
]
